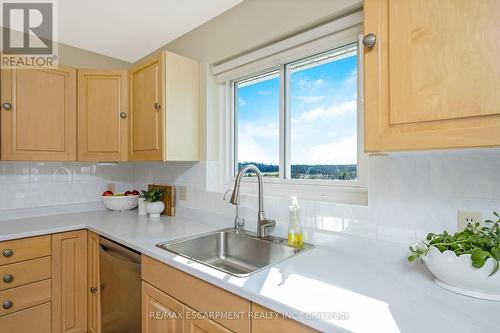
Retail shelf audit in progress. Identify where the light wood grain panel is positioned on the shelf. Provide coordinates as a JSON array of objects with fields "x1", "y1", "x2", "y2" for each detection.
[
  {"x1": 78, "y1": 69, "x2": 128, "y2": 161},
  {"x1": 0, "y1": 235, "x2": 51, "y2": 266},
  {"x1": 251, "y1": 304, "x2": 318, "y2": 333},
  {"x1": 129, "y1": 52, "x2": 164, "y2": 161},
  {"x1": 0, "y1": 278, "x2": 51, "y2": 316},
  {"x1": 364, "y1": 0, "x2": 500, "y2": 151},
  {"x1": 164, "y1": 52, "x2": 200, "y2": 161},
  {"x1": 0, "y1": 65, "x2": 77, "y2": 160},
  {"x1": 52, "y1": 230, "x2": 87, "y2": 333},
  {"x1": 0, "y1": 256, "x2": 51, "y2": 291},
  {"x1": 87, "y1": 232, "x2": 101, "y2": 333},
  {"x1": 0, "y1": 301, "x2": 51, "y2": 333},
  {"x1": 183, "y1": 306, "x2": 233, "y2": 333},
  {"x1": 142, "y1": 281, "x2": 184, "y2": 333},
  {"x1": 142, "y1": 255, "x2": 250, "y2": 333}
]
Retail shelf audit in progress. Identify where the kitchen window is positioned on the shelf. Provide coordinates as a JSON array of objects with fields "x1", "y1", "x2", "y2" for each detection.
[{"x1": 231, "y1": 42, "x2": 364, "y2": 187}]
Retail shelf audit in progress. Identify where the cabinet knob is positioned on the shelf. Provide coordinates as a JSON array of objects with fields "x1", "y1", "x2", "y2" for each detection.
[
  {"x1": 2, "y1": 102, "x2": 12, "y2": 111},
  {"x1": 362, "y1": 33, "x2": 377, "y2": 48},
  {"x1": 2, "y1": 300, "x2": 13, "y2": 310},
  {"x1": 90, "y1": 286, "x2": 98, "y2": 294},
  {"x1": 2, "y1": 248, "x2": 13, "y2": 258},
  {"x1": 120, "y1": 112, "x2": 127, "y2": 119},
  {"x1": 2, "y1": 274, "x2": 13, "y2": 283},
  {"x1": 154, "y1": 102, "x2": 161, "y2": 111}
]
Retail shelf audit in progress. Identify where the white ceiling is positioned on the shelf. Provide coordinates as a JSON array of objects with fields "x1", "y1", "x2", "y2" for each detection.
[{"x1": 56, "y1": 0, "x2": 243, "y2": 62}]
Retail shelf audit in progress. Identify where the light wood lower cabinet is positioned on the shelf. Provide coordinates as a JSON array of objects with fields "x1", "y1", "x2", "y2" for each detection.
[
  {"x1": 52, "y1": 230, "x2": 88, "y2": 333},
  {"x1": 0, "y1": 302, "x2": 52, "y2": 333},
  {"x1": 251, "y1": 304, "x2": 318, "y2": 333},
  {"x1": 0, "y1": 66, "x2": 77, "y2": 160},
  {"x1": 87, "y1": 231, "x2": 101, "y2": 333},
  {"x1": 142, "y1": 282, "x2": 183, "y2": 333},
  {"x1": 78, "y1": 69, "x2": 128, "y2": 161}
]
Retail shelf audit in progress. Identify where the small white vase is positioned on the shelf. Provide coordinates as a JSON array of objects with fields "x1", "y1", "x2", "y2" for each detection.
[{"x1": 145, "y1": 201, "x2": 164, "y2": 219}]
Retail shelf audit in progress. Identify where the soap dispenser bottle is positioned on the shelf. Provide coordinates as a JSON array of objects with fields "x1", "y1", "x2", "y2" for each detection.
[{"x1": 288, "y1": 196, "x2": 303, "y2": 248}]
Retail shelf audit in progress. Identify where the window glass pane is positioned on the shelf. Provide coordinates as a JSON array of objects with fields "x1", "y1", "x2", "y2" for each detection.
[
  {"x1": 288, "y1": 44, "x2": 358, "y2": 180},
  {"x1": 234, "y1": 70, "x2": 280, "y2": 177}
]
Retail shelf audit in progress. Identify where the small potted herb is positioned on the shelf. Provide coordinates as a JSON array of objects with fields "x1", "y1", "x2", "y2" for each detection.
[
  {"x1": 409, "y1": 211, "x2": 500, "y2": 300},
  {"x1": 140, "y1": 189, "x2": 164, "y2": 219}
]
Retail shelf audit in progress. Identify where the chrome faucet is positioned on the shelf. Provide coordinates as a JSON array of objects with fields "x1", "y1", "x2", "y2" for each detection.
[
  {"x1": 223, "y1": 189, "x2": 245, "y2": 233},
  {"x1": 230, "y1": 165, "x2": 276, "y2": 238}
]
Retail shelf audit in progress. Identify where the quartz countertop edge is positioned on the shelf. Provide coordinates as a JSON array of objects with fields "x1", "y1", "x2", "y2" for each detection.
[{"x1": 0, "y1": 209, "x2": 499, "y2": 333}]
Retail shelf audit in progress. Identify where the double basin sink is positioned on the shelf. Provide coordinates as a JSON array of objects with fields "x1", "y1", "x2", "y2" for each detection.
[{"x1": 156, "y1": 228, "x2": 313, "y2": 277}]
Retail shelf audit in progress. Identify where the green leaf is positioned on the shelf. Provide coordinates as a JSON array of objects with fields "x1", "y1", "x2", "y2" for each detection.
[{"x1": 408, "y1": 255, "x2": 416, "y2": 262}]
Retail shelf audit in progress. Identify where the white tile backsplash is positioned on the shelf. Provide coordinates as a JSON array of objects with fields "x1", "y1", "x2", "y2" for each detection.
[
  {"x1": 0, "y1": 162, "x2": 134, "y2": 214},
  {"x1": 1, "y1": 148, "x2": 499, "y2": 245}
]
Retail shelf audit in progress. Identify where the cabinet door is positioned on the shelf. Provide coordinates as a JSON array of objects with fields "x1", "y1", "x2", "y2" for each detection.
[
  {"x1": 129, "y1": 53, "x2": 164, "y2": 161},
  {"x1": 87, "y1": 232, "x2": 101, "y2": 333},
  {"x1": 78, "y1": 70, "x2": 128, "y2": 161},
  {"x1": 52, "y1": 230, "x2": 88, "y2": 333},
  {"x1": 364, "y1": 0, "x2": 500, "y2": 151},
  {"x1": 0, "y1": 66, "x2": 77, "y2": 160},
  {"x1": 183, "y1": 306, "x2": 233, "y2": 333},
  {"x1": 142, "y1": 282, "x2": 183, "y2": 333}
]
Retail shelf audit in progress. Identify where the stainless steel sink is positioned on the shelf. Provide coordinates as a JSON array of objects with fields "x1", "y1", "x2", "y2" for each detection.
[{"x1": 156, "y1": 228, "x2": 313, "y2": 277}]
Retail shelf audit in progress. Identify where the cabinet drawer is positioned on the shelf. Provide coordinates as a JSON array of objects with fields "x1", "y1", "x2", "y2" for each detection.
[
  {"x1": 0, "y1": 256, "x2": 51, "y2": 291},
  {"x1": 0, "y1": 236, "x2": 51, "y2": 266},
  {"x1": 252, "y1": 303, "x2": 318, "y2": 333},
  {"x1": 0, "y1": 301, "x2": 51, "y2": 333},
  {"x1": 142, "y1": 255, "x2": 250, "y2": 333},
  {"x1": 0, "y1": 279, "x2": 51, "y2": 316}
]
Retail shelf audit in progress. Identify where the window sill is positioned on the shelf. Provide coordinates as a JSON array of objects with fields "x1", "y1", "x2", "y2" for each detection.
[{"x1": 226, "y1": 179, "x2": 368, "y2": 206}]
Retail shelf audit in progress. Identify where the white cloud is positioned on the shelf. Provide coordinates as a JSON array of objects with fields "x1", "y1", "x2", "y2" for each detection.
[
  {"x1": 257, "y1": 90, "x2": 271, "y2": 95},
  {"x1": 296, "y1": 95, "x2": 326, "y2": 103},
  {"x1": 237, "y1": 121, "x2": 279, "y2": 164},
  {"x1": 293, "y1": 100, "x2": 356, "y2": 123},
  {"x1": 238, "y1": 97, "x2": 246, "y2": 107},
  {"x1": 292, "y1": 135, "x2": 357, "y2": 165}
]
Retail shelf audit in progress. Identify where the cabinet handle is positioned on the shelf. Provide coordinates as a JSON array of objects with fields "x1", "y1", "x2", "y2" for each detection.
[
  {"x1": 2, "y1": 102, "x2": 12, "y2": 111},
  {"x1": 90, "y1": 286, "x2": 98, "y2": 294},
  {"x1": 362, "y1": 33, "x2": 377, "y2": 48},
  {"x1": 120, "y1": 112, "x2": 127, "y2": 119},
  {"x1": 2, "y1": 248, "x2": 13, "y2": 257},
  {"x1": 154, "y1": 102, "x2": 161, "y2": 111},
  {"x1": 2, "y1": 300, "x2": 13, "y2": 310},
  {"x1": 2, "y1": 274, "x2": 13, "y2": 283}
]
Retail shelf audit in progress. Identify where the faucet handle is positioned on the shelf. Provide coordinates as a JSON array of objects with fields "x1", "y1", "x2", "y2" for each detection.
[
  {"x1": 258, "y1": 218, "x2": 276, "y2": 238},
  {"x1": 223, "y1": 189, "x2": 232, "y2": 201}
]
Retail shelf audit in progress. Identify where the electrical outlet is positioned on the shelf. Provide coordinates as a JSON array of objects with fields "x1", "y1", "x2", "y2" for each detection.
[
  {"x1": 457, "y1": 210, "x2": 483, "y2": 231},
  {"x1": 178, "y1": 186, "x2": 188, "y2": 201}
]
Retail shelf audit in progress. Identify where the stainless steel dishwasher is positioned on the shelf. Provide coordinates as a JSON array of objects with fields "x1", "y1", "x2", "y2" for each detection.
[{"x1": 99, "y1": 237, "x2": 141, "y2": 333}]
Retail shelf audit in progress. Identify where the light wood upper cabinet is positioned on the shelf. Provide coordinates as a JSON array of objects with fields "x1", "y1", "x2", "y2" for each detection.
[
  {"x1": 364, "y1": 0, "x2": 500, "y2": 152},
  {"x1": 129, "y1": 51, "x2": 200, "y2": 161},
  {"x1": 87, "y1": 231, "x2": 101, "y2": 333},
  {"x1": 52, "y1": 230, "x2": 88, "y2": 333},
  {"x1": 77, "y1": 69, "x2": 128, "y2": 161},
  {"x1": 0, "y1": 65, "x2": 77, "y2": 160}
]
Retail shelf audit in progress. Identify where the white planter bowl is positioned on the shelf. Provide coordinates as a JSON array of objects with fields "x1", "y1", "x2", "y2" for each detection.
[
  {"x1": 145, "y1": 201, "x2": 165, "y2": 219},
  {"x1": 101, "y1": 195, "x2": 139, "y2": 211},
  {"x1": 423, "y1": 246, "x2": 500, "y2": 301}
]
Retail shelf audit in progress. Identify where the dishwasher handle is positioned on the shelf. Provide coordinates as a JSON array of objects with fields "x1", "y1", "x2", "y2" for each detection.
[{"x1": 99, "y1": 237, "x2": 141, "y2": 265}]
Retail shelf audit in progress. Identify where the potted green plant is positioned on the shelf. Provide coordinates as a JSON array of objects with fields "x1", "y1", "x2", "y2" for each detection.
[{"x1": 140, "y1": 189, "x2": 164, "y2": 219}]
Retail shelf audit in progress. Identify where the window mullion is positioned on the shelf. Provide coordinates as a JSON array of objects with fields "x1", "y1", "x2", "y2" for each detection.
[{"x1": 278, "y1": 64, "x2": 287, "y2": 180}]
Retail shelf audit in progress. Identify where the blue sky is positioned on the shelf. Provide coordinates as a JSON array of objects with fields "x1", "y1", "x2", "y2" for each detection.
[{"x1": 236, "y1": 52, "x2": 357, "y2": 166}]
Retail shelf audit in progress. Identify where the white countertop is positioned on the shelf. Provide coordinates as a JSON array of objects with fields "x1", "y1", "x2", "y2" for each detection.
[{"x1": 0, "y1": 208, "x2": 499, "y2": 333}]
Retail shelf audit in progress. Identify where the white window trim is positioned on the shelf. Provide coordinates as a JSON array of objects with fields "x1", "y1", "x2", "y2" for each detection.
[{"x1": 216, "y1": 13, "x2": 368, "y2": 206}]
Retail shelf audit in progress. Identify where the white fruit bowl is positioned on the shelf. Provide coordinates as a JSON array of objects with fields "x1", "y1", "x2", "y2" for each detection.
[
  {"x1": 101, "y1": 195, "x2": 139, "y2": 211},
  {"x1": 423, "y1": 246, "x2": 500, "y2": 301}
]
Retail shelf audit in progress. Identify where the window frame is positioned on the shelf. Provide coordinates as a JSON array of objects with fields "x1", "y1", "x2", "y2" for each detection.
[{"x1": 222, "y1": 32, "x2": 367, "y2": 205}]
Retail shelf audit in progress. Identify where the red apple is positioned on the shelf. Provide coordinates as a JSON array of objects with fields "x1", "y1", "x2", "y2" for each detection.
[
  {"x1": 102, "y1": 191, "x2": 113, "y2": 196},
  {"x1": 124, "y1": 191, "x2": 133, "y2": 196},
  {"x1": 131, "y1": 190, "x2": 140, "y2": 195}
]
